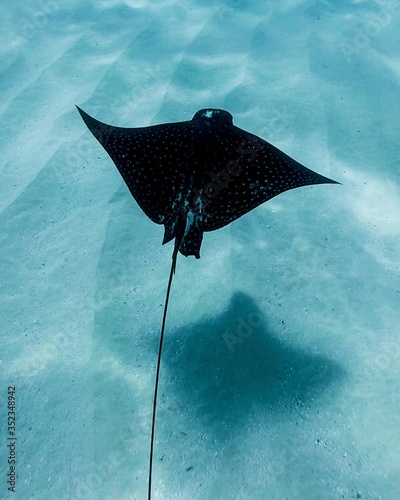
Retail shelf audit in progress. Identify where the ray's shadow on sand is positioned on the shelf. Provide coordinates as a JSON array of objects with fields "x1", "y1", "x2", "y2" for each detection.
[{"x1": 147, "y1": 291, "x2": 345, "y2": 434}]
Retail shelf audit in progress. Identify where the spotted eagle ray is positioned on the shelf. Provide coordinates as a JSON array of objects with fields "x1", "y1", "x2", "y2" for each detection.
[{"x1": 76, "y1": 106, "x2": 339, "y2": 499}]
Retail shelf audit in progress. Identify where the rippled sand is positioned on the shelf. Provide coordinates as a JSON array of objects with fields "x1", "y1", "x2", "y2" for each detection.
[{"x1": 1, "y1": 1, "x2": 400, "y2": 498}]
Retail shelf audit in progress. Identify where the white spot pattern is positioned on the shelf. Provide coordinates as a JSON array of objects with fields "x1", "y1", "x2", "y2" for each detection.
[{"x1": 77, "y1": 106, "x2": 337, "y2": 259}]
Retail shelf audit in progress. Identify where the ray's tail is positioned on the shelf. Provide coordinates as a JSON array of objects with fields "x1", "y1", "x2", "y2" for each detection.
[{"x1": 148, "y1": 234, "x2": 181, "y2": 500}]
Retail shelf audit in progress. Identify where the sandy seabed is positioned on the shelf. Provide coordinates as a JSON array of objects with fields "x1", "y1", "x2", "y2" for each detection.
[{"x1": 1, "y1": 1, "x2": 400, "y2": 498}]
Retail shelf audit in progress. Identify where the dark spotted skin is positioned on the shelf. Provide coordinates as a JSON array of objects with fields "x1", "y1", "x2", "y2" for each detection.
[{"x1": 77, "y1": 107, "x2": 338, "y2": 258}]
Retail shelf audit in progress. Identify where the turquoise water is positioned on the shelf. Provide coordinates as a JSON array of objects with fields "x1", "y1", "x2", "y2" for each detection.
[{"x1": 1, "y1": 1, "x2": 399, "y2": 498}]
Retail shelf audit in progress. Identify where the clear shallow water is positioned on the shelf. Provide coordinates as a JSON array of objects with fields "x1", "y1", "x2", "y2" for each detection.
[{"x1": 1, "y1": 1, "x2": 399, "y2": 498}]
